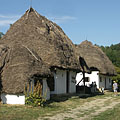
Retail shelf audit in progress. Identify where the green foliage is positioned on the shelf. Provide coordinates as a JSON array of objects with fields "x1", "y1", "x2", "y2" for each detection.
[
  {"x1": 100, "y1": 43, "x2": 120, "y2": 67},
  {"x1": 25, "y1": 93, "x2": 46, "y2": 107},
  {"x1": 93, "y1": 103, "x2": 120, "y2": 120},
  {"x1": 115, "y1": 66, "x2": 120, "y2": 74},
  {"x1": 112, "y1": 66, "x2": 120, "y2": 88},
  {"x1": 24, "y1": 81, "x2": 46, "y2": 107},
  {"x1": 99, "y1": 43, "x2": 120, "y2": 87},
  {"x1": 0, "y1": 92, "x2": 119, "y2": 120}
]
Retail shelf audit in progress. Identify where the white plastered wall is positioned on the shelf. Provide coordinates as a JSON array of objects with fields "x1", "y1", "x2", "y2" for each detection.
[
  {"x1": 1, "y1": 79, "x2": 50, "y2": 104},
  {"x1": 69, "y1": 71, "x2": 76, "y2": 93},
  {"x1": 51, "y1": 69, "x2": 77, "y2": 95},
  {"x1": 76, "y1": 71, "x2": 100, "y2": 88},
  {"x1": 42, "y1": 78, "x2": 50, "y2": 100},
  {"x1": 106, "y1": 77, "x2": 112, "y2": 89},
  {"x1": 53, "y1": 69, "x2": 66, "y2": 94},
  {"x1": 1, "y1": 93, "x2": 25, "y2": 104},
  {"x1": 99, "y1": 76, "x2": 105, "y2": 88},
  {"x1": 99, "y1": 75, "x2": 112, "y2": 89}
]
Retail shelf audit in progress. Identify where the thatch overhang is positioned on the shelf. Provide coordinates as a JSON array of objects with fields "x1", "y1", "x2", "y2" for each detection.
[
  {"x1": 0, "y1": 44, "x2": 51, "y2": 94},
  {"x1": 75, "y1": 40, "x2": 116, "y2": 76},
  {"x1": 50, "y1": 66, "x2": 81, "y2": 73},
  {"x1": 0, "y1": 8, "x2": 81, "y2": 94}
]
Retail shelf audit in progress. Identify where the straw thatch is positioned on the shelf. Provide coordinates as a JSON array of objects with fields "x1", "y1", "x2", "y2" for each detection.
[
  {"x1": 75, "y1": 40, "x2": 116, "y2": 75},
  {"x1": 0, "y1": 44, "x2": 51, "y2": 94},
  {"x1": 0, "y1": 8, "x2": 80, "y2": 94}
]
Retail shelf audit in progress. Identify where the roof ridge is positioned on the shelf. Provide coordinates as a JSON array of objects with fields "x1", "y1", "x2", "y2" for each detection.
[{"x1": 25, "y1": 7, "x2": 40, "y2": 20}]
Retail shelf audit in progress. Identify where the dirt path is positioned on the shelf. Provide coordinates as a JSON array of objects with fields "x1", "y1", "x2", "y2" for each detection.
[{"x1": 38, "y1": 96, "x2": 120, "y2": 120}]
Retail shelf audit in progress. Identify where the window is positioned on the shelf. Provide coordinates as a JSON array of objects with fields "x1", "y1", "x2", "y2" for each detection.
[{"x1": 85, "y1": 77, "x2": 89, "y2": 82}]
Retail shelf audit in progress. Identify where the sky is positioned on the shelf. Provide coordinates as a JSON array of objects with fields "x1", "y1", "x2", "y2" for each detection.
[{"x1": 0, "y1": 0, "x2": 120, "y2": 46}]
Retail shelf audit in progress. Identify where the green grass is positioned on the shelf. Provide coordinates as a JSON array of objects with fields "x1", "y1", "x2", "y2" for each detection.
[
  {"x1": 0, "y1": 105, "x2": 39, "y2": 120},
  {"x1": 92, "y1": 103, "x2": 120, "y2": 120},
  {"x1": 0, "y1": 92, "x2": 116, "y2": 120},
  {"x1": 0, "y1": 104, "x2": 63, "y2": 120},
  {"x1": 76, "y1": 106, "x2": 101, "y2": 118},
  {"x1": 64, "y1": 117, "x2": 74, "y2": 120}
]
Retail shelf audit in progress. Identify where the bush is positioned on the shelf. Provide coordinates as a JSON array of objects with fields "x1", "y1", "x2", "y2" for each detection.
[{"x1": 24, "y1": 81, "x2": 46, "y2": 107}]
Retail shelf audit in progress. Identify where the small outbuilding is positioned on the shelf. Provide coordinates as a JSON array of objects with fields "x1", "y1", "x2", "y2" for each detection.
[
  {"x1": 0, "y1": 8, "x2": 80, "y2": 104},
  {"x1": 75, "y1": 40, "x2": 116, "y2": 90}
]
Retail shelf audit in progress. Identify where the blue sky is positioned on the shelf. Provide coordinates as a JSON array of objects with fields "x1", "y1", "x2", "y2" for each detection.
[{"x1": 0, "y1": 0, "x2": 120, "y2": 46}]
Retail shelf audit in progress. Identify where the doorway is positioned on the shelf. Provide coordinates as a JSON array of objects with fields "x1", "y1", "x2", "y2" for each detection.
[
  {"x1": 105, "y1": 77, "x2": 106, "y2": 89},
  {"x1": 66, "y1": 71, "x2": 70, "y2": 93}
]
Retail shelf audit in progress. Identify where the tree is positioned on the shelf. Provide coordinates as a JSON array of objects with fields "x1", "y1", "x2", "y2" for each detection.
[
  {"x1": 100, "y1": 43, "x2": 120, "y2": 67},
  {"x1": 112, "y1": 66, "x2": 120, "y2": 91},
  {"x1": 99, "y1": 43, "x2": 120, "y2": 90}
]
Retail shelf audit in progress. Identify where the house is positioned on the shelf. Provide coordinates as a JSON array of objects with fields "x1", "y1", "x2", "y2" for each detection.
[
  {"x1": 0, "y1": 44, "x2": 52, "y2": 104},
  {"x1": 75, "y1": 40, "x2": 116, "y2": 90},
  {"x1": 0, "y1": 8, "x2": 80, "y2": 104}
]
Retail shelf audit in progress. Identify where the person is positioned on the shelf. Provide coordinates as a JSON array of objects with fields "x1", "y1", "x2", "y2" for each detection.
[
  {"x1": 113, "y1": 81, "x2": 118, "y2": 96},
  {"x1": 93, "y1": 81, "x2": 97, "y2": 92},
  {"x1": 90, "y1": 82, "x2": 94, "y2": 93}
]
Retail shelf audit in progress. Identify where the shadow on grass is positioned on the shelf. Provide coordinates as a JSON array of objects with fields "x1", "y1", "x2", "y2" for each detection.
[{"x1": 45, "y1": 87, "x2": 105, "y2": 106}]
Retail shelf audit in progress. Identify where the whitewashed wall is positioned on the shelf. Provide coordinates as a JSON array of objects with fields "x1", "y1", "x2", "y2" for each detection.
[
  {"x1": 69, "y1": 71, "x2": 76, "y2": 93},
  {"x1": 1, "y1": 93, "x2": 25, "y2": 104},
  {"x1": 106, "y1": 77, "x2": 112, "y2": 89},
  {"x1": 51, "y1": 69, "x2": 77, "y2": 95},
  {"x1": 99, "y1": 76, "x2": 105, "y2": 88},
  {"x1": 76, "y1": 71, "x2": 112, "y2": 89},
  {"x1": 76, "y1": 71, "x2": 100, "y2": 88},
  {"x1": 43, "y1": 79, "x2": 50, "y2": 100},
  {"x1": 1, "y1": 79, "x2": 50, "y2": 104},
  {"x1": 53, "y1": 69, "x2": 66, "y2": 94},
  {"x1": 99, "y1": 75, "x2": 112, "y2": 89}
]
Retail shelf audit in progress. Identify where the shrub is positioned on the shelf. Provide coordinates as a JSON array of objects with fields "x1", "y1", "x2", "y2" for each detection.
[{"x1": 24, "y1": 81, "x2": 46, "y2": 107}]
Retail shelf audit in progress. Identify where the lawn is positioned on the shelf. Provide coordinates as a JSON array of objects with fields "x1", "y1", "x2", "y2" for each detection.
[
  {"x1": 0, "y1": 102, "x2": 65, "y2": 120},
  {"x1": 0, "y1": 92, "x2": 120, "y2": 120},
  {"x1": 92, "y1": 103, "x2": 120, "y2": 120}
]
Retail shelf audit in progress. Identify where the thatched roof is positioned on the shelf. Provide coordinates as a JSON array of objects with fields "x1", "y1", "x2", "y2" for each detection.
[
  {"x1": 1, "y1": 7, "x2": 80, "y2": 70},
  {"x1": 0, "y1": 44, "x2": 51, "y2": 94},
  {"x1": 0, "y1": 8, "x2": 80, "y2": 94},
  {"x1": 75, "y1": 40, "x2": 116, "y2": 76}
]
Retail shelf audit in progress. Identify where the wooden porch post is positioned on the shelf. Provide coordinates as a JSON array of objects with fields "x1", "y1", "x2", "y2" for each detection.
[{"x1": 83, "y1": 70, "x2": 85, "y2": 94}]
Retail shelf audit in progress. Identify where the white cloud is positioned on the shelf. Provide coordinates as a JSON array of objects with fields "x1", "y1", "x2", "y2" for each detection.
[
  {"x1": 0, "y1": 20, "x2": 16, "y2": 26},
  {"x1": 48, "y1": 16, "x2": 77, "y2": 24},
  {"x1": 0, "y1": 15, "x2": 21, "y2": 26},
  {"x1": 0, "y1": 15, "x2": 20, "y2": 19},
  {"x1": 0, "y1": 14, "x2": 76, "y2": 26}
]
